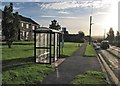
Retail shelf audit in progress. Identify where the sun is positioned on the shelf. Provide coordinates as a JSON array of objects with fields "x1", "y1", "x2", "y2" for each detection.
[{"x1": 103, "y1": 0, "x2": 118, "y2": 34}]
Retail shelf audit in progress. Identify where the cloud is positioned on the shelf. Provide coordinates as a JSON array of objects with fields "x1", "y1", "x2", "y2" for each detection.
[
  {"x1": 37, "y1": 0, "x2": 112, "y2": 10},
  {"x1": 58, "y1": 11, "x2": 70, "y2": 14},
  {"x1": 1, "y1": 0, "x2": 41, "y2": 2},
  {"x1": 28, "y1": 0, "x2": 41, "y2": 2},
  {"x1": 40, "y1": 15, "x2": 77, "y2": 19},
  {"x1": 39, "y1": 1, "x2": 81, "y2": 10},
  {"x1": 0, "y1": 5, "x2": 5, "y2": 9},
  {"x1": 94, "y1": 12, "x2": 109, "y2": 15},
  {"x1": 13, "y1": 6, "x2": 20, "y2": 10},
  {"x1": 93, "y1": 1, "x2": 111, "y2": 9},
  {"x1": 59, "y1": 16, "x2": 77, "y2": 19},
  {"x1": 40, "y1": 15, "x2": 57, "y2": 18},
  {"x1": 79, "y1": 1, "x2": 112, "y2": 9},
  {"x1": 15, "y1": 2, "x2": 25, "y2": 5}
]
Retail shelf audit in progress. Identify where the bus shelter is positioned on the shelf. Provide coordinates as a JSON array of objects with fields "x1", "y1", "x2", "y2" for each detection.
[{"x1": 33, "y1": 27, "x2": 61, "y2": 64}]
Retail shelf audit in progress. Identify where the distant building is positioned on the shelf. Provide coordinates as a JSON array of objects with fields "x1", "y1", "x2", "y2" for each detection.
[
  {"x1": 63, "y1": 34, "x2": 85, "y2": 43},
  {"x1": 61, "y1": 27, "x2": 84, "y2": 43},
  {"x1": 62, "y1": 27, "x2": 68, "y2": 34},
  {"x1": 0, "y1": 10, "x2": 40, "y2": 41}
]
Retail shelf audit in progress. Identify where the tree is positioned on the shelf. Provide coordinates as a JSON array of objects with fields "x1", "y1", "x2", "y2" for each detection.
[
  {"x1": 78, "y1": 31, "x2": 85, "y2": 38},
  {"x1": 56, "y1": 23, "x2": 61, "y2": 30},
  {"x1": 116, "y1": 31, "x2": 120, "y2": 38},
  {"x1": 13, "y1": 12, "x2": 20, "y2": 40},
  {"x1": 116, "y1": 31, "x2": 120, "y2": 46},
  {"x1": 2, "y1": 3, "x2": 20, "y2": 48},
  {"x1": 116, "y1": 31, "x2": 120, "y2": 40},
  {"x1": 49, "y1": 19, "x2": 61, "y2": 30},
  {"x1": 78, "y1": 31, "x2": 85, "y2": 43},
  {"x1": 106, "y1": 27, "x2": 115, "y2": 44}
]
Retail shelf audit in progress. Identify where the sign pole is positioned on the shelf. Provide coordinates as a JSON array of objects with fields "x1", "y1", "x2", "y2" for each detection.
[{"x1": 62, "y1": 32, "x2": 64, "y2": 55}]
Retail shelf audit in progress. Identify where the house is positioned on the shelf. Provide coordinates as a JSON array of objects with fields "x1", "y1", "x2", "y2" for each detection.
[
  {"x1": 19, "y1": 15, "x2": 40, "y2": 41},
  {"x1": 0, "y1": 10, "x2": 40, "y2": 41}
]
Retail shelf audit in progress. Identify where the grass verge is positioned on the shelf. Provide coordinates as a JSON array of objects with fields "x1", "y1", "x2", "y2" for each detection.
[
  {"x1": 2, "y1": 64, "x2": 54, "y2": 84},
  {"x1": 84, "y1": 43, "x2": 96, "y2": 57},
  {"x1": 71, "y1": 71, "x2": 108, "y2": 86},
  {"x1": 2, "y1": 45, "x2": 34, "y2": 60},
  {"x1": 61, "y1": 42, "x2": 81, "y2": 57},
  {"x1": 1, "y1": 41, "x2": 34, "y2": 45},
  {"x1": 2, "y1": 42, "x2": 80, "y2": 84},
  {"x1": 2, "y1": 42, "x2": 53, "y2": 84}
]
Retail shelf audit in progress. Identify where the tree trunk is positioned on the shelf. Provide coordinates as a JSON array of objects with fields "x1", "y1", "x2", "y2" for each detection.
[
  {"x1": 8, "y1": 43, "x2": 11, "y2": 48},
  {"x1": 7, "y1": 40, "x2": 12, "y2": 48}
]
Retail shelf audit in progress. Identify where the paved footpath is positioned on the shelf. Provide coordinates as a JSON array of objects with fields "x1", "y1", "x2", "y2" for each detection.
[{"x1": 42, "y1": 43, "x2": 102, "y2": 84}]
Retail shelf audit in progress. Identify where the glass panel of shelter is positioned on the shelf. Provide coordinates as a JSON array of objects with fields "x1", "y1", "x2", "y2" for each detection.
[
  {"x1": 36, "y1": 33, "x2": 50, "y2": 63},
  {"x1": 55, "y1": 33, "x2": 58, "y2": 61},
  {"x1": 50, "y1": 33, "x2": 58, "y2": 62}
]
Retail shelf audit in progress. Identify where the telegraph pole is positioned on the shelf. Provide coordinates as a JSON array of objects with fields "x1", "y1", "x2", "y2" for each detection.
[
  {"x1": 89, "y1": 0, "x2": 94, "y2": 44},
  {"x1": 89, "y1": 16, "x2": 93, "y2": 44}
]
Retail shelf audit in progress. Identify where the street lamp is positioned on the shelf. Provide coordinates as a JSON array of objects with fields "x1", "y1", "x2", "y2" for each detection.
[
  {"x1": 89, "y1": 15, "x2": 94, "y2": 44},
  {"x1": 89, "y1": 0, "x2": 94, "y2": 44}
]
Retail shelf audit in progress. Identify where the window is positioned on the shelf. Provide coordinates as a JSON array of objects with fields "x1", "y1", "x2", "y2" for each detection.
[
  {"x1": 23, "y1": 31, "x2": 24, "y2": 36},
  {"x1": 26, "y1": 32, "x2": 29, "y2": 37},
  {"x1": 26, "y1": 24, "x2": 29, "y2": 28},
  {"x1": 21, "y1": 23, "x2": 24, "y2": 27},
  {"x1": 32, "y1": 26, "x2": 35, "y2": 30}
]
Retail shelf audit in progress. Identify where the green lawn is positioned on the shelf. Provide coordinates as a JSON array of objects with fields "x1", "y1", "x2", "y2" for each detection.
[
  {"x1": 2, "y1": 42, "x2": 54, "y2": 84},
  {"x1": 1, "y1": 41, "x2": 34, "y2": 61},
  {"x1": 1, "y1": 41, "x2": 34, "y2": 45},
  {"x1": 2, "y1": 45, "x2": 34, "y2": 61},
  {"x1": 71, "y1": 71, "x2": 108, "y2": 86},
  {"x1": 61, "y1": 42, "x2": 81, "y2": 56},
  {"x1": 3, "y1": 64, "x2": 54, "y2": 84},
  {"x1": 2, "y1": 42, "x2": 80, "y2": 84},
  {"x1": 84, "y1": 43, "x2": 96, "y2": 57}
]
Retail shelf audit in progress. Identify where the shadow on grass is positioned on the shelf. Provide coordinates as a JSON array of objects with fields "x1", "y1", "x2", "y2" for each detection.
[
  {"x1": 2, "y1": 56, "x2": 34, "y2": 72},
  {"x1": 3, "y1": 54, "x2": 70, "y2": 72},
  {"x1": 2, "y1": 55, "x2": 68, "y2": 72},
  {"x1": 23, "y1": 49, "x2": 34, "y2": 51},
  {"x1": 1, "y1": 42, "x2": 34, "y2": 45},
  {"x1": 60, "y1": 54, "x2": 69, "y2": 58}
]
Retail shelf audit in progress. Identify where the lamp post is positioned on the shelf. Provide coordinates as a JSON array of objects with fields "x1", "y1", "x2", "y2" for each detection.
[
  {"x1": 89, "y1": 0, "x2": 94, "y2": 44},
  {"x1": 89, "y1": 15, "x2": 93, "y2": 44}
]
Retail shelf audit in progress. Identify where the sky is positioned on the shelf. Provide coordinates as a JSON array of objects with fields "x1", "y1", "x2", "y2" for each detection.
[{"x1": 0, "y1": 0, "x2": 120, "y2": 36}]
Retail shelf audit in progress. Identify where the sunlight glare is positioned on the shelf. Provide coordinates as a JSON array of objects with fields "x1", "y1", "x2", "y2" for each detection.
[{"x1": 103, "y1": 0, "x2": 118, "y2": 34}]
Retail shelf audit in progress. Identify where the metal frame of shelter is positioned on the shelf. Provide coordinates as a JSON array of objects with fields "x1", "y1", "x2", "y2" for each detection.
[{"x1": 33, "y1": 27, "x2": 61, "y2": 64}]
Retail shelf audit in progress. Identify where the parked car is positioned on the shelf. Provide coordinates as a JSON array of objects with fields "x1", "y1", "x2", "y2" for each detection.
[{"x1": 100, "y1": 40, "x2": 110, "y2": 49}]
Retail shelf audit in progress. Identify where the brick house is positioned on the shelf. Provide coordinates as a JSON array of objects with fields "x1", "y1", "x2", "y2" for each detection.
[
  {"x1": 0, "y1": 10, "x2": 40, "y2": 41},
  {"x1": 19, "y1": 15, "x2": 40, "y2": 41}
]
